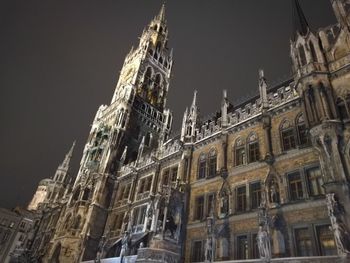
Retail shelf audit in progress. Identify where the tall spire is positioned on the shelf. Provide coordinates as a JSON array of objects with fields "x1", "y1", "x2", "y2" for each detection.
[
  {"x1": 191, "y1": 90, "x2": 198, "y2": 108},
  {"x1": 157, "y1": 2, "x2": 166, "y2": 22},
  {"x1": 292, "y1": 0, "x2": 309, "y2": 40},
  {"x1": 61, "y1": 141, "x2": 75, "y2": 169}
]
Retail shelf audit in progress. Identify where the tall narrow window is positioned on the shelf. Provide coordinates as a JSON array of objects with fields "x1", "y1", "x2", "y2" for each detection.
[
  {"x1": 281, "y1": 120, "x2": 296, "y2": 151},
  {"x1": 207, "y1": 193, "x2": 215, "y2": 216},
  {"x1": 123, "y1": 183, "x2": 131, "y2": 199},
  {"x1": 235, "y1": 138, "x2": 246, "y2": 166},
  {"x1": 306, "y1": 167, "x2": 325, "y2": 196},
  {"x1": 198, "y1": 154, "x2": 207, "y2": 179},
  {"x1": 251, "y1": 182, "x2": 262, "y2": 209},
  {"x1": 248, "y1": 133, "x2": 259, "y2": 163},
  {"x1": 296, "y1": 114, "x2": 310, "y2": 146},
  {"x1": 194, "y1": 196, "x2": 204, "y2": 220},
  {"x1": 295, "y1": 228, "x2": 313, "y2": 256},
  {"x1": 162, "y1": 169, "x2": 170, "y2": 185},
  {"x1": 316, "y1": 225, "x2": 337, "y2": 256},
  {"x1": 309, "y1": 41, "x2": 318, "y2": 62},
  {"x1": 337, "y1": 97, "x2": 349, "y2": 120},
  {"x1": 298, "y1": 45, "x2": 307, "y2": 66},
  {"x1": 208, "y1": 149, "x2": 217, "y2": 177},
  {"x1": 237, "y1": 235, "x2": 249, "y2": 259},
  {"x1": 289, "y1": 172, "x2": 304, "y2": 201},
  {"x1": 171, "y1": 166, "x2": 178, "y2": 183},
  {"x1": 191, "y1": 240, "x2": 205, "y2": 262},
  {"x1": 236, "y1": 186, "x2": 247, "y2": 212}
]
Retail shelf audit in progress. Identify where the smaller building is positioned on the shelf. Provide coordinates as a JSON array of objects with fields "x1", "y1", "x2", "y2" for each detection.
[{"x1": 0, "y1": 207, "x2": 35, "y2": 263}]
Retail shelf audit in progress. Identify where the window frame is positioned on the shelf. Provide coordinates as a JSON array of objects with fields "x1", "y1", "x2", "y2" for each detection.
[
  {"x1": 288, "y1": 171, "x2": 305, "y2": 201},
  {"x1": 280, "y1": 119, "x2": 296, "y2": 152},
  {"x1": 234, "y1": 137, "x2": 246, "y2": 167},
  {"x1": 236, "y1": 185, "x2": 247, "y2": 212}
]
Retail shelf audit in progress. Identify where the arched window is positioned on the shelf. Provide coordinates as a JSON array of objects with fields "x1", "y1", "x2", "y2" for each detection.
[
  {"x1": 309, "y1": 41, "x2": 318, "y2": 62},
  {"x1": 121, "y1": 110, "x2": 128, "y2": 128},
  {"x1": 208, "y1": 149, "x2": 217, "y2": 178},
  {"x1": 247, "y1": 133, "x2": 259, "y2": 163},
  {"x1": 235, "y1": 137, "x2": 246, "y2": 166},
  {"x1": 296, "y1": 113, "x2": 310, "y2": 146},
  {"x1": 73, "y1": 215, "x2": 81, "y2": 229},
  {"x1": 72, "y1": 187, "x2": 80, "y2": 202},
  {"x1": 337, "y1": 97, "x2": 350, "y2": 120},
  {"x1": 64, "y1": 214, "x2": 71, "y2": 229},
  {"x1": 198, "y1": 153, "x2": 207, "y2": 179},
  {"x1": 280, "y1": 119, "x2": 296, "y2": 151},
  {"x1": 145, "y1": 132, "x2": 152, "y2": 147},
  {"x1": 298, "y1": 45, "x2": 307, "y2": 66},
  {"x1": 143, "y1": 67, "x2": 153, "y2": 85},
  {"x1": 82, "y1": 188, "x2": 90, "y2": 201}
]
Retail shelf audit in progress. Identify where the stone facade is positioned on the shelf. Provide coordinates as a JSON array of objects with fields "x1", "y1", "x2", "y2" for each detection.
[
  {"x1": 27, "y1": 1, "x2": 350, "y2": 262},
  {"x1": 0, "y1": 207, "x2": 35, "y2": 263}
]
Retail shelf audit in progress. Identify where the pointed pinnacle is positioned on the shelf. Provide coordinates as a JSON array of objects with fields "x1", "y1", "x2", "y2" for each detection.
[
  {"x1": 158, "y1": 2, "x2": 166, "y2": 22},
  {"x1": 292, "y1": 0, "x2": 309, "y2": 39},
  {"x1": 192, "y1": 90, "x2": 198, "y2": 107}
]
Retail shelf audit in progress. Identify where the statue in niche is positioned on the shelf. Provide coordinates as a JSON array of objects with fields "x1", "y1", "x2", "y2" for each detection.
[
  {"x1": 326, "y1": 193, "x2": 350, "y2": 255},
  {"x1": 120, "y1": 231, "x2": 130, "y2": 261},
  {"x1": 271, "y1": 214, "x2": 286, "y2": 256},
  {"x1": 205, "y1": 237, "x2": 213, "y2": 262},
  {"x1": 257, "y1": 225, "x2": 271, "y2": 260},
  {"x1": 269, "y1": 179, "x2": 280, "y2": 204},
  {"x1": 164, "y1": 214, "x2": 177, "y2": 238},
  {"x1": 220, "y1": 190, "x2": 229, "y2": 216}
]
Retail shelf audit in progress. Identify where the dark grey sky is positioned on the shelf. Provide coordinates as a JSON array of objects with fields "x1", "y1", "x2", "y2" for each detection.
[{"x1": 0, "y1": 0, "x2": 336, "y2": 209}]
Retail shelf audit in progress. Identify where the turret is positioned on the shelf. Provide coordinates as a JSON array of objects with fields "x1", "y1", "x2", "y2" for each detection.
[
  {"x1": 330, "y1": 0, "x2": 350, "y2": 28},
  {"x1": 181, "y1": 90, "x2": 200, "y2": 143},
  {"x1": 53, "y1": 141, "x2": 75, "y2": 184}
]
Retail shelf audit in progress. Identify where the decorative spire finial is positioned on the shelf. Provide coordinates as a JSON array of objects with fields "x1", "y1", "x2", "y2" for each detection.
[
  {"x1": 62, "y1": 141, "x2": 75, "y2": 168},
  {"x1": 291, "y1": 0, "x2": 309, "y2": 40},
  {"x1": 259, "y1": 69, "x2": 269, "y2": 110}
]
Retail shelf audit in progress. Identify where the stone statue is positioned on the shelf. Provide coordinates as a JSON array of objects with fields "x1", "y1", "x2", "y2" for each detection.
[
  {"x1": 329, "y1": 214, "x2": 350, "y2": 255},
  {"x1": 120, "y1": 231, "x2": 130, "y2": 261},
  {"x1": 257, "y1": 225, "x2": 271, "y2": 260},
  {"x1": 326, "y1": 193, "x2": 350, "y2": 255},
  {"x1": 205, "y1": 237, "x2": 213, "y2": 262},
  {"x1": 269, "y1": 179, "x2": 279, "y2": 204}
]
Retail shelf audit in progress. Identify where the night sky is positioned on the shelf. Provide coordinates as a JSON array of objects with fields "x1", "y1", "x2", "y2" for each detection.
[{"x1": 0, "y1": 0, "x2": 336, "y2": 209}]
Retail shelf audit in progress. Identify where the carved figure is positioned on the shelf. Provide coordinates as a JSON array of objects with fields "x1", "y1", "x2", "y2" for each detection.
[
  {"x1": 326, "y1": 193, "x2": 350, "y2": 255},
  {"x1": 205, "y1": 237, "x2": 213, "y2": 262},
  {"x1": 120, "y1": 231, "x2": 130, "y2": 261},
  {"x1": 269, "y1": 179, "x2": 279, "y2": 204},
  {"x1": 257, "y1": 225, "x2": 271, "y2": 259}
]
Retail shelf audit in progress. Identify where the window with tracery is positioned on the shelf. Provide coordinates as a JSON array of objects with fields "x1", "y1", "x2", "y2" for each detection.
[
  {"x1": 247, "y1": 133, "x2": 259, "y2": 163},
  {"x1": 235, "y1": 137, "x2": 246, "y2": 166},
  {"x1": 281, "y1": 119, "x2": 296, "y2": 151}
]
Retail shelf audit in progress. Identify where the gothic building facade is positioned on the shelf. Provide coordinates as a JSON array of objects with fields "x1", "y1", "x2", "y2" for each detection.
[{"x1": 28, "y1": 1, "x2": 350, "y2": 262}]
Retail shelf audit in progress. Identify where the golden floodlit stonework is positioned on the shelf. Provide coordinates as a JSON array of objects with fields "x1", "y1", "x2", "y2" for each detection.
[{"x1": 27, "y1": 1, "x2": 350, "y2": 262}]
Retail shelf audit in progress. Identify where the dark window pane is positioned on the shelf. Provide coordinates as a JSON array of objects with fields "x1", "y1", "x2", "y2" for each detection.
[
  {"x1": 317, "y1": 225, "x2": 337, "y2": 256},
  {"x1": 297, "y1": 124, "x2": 310, "y2": 146},
  {"x1": 235, "y1": 147, "x2": 246, "y2": 166},
  {"x1": 237, "y1": 186, "x2": 246, "y2": 212},
  {"x1": 195, "y1": 196, "x2": 204, "y2": 220},
  {"x1": 248, "y1": 142, "x2": 259, "y2": 163},
  {"x1": 289, "y1": 172, "x2": 304, "y2": 201},
  {"x1": 191, "y1": 240, "x2": 204, "y2": 262},
  {"x1": 198, "y1": 159, "x2": 206, "y2": 179},
  {"x1": 208, "y1": 156, "x2": 217, "y2": 177},
  {"x1": 295, "y1": 228, "x2": 313, "y2": 256},
  {"x1": 282, "y1": 128, "x2": 296, "y2": 151},
  {"x1": 237, "y1": 235, "x2": 249, "y2": 259},
  {"x1": 307, "y1": 167, "x2": 324, "y2": 196},
  {"x1": 251, "y1": 182, "x2": 261, "y2": 209}
]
